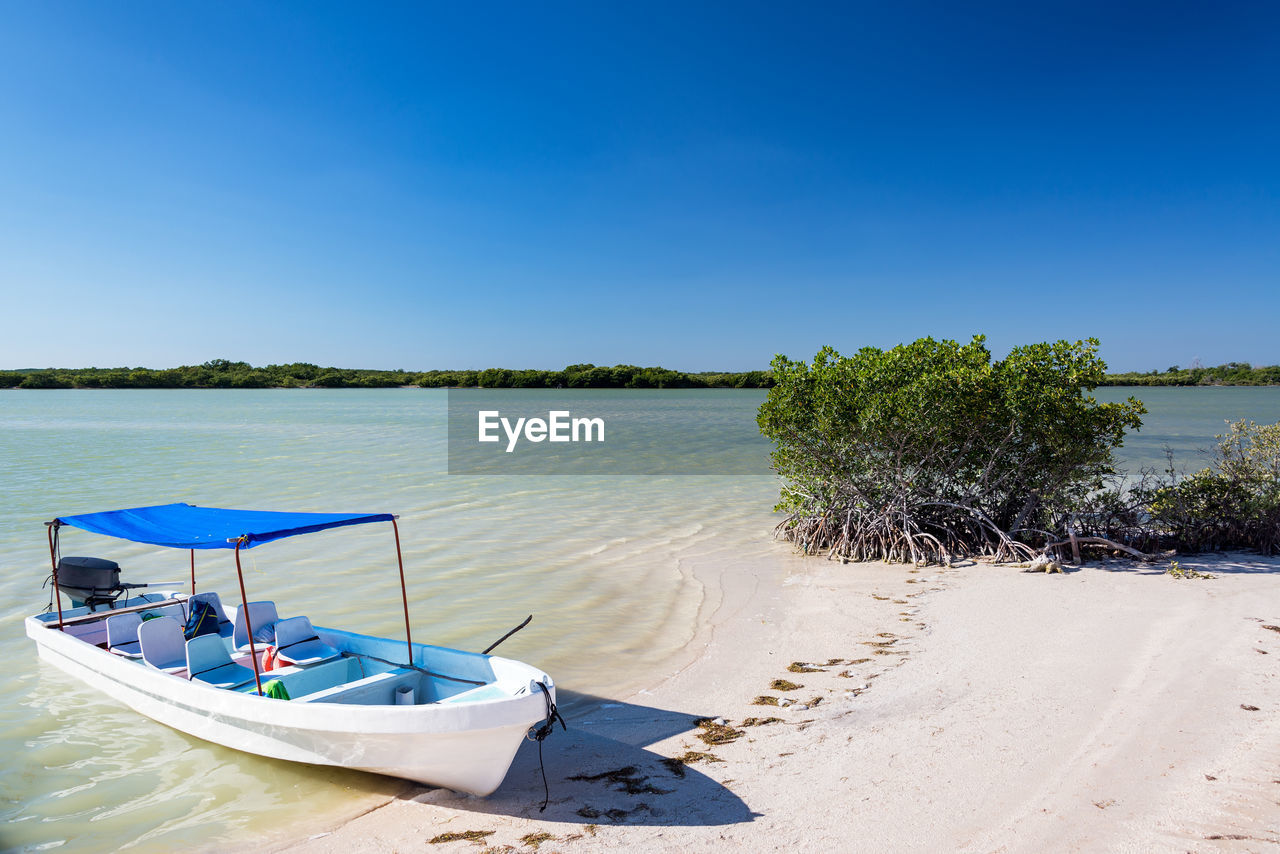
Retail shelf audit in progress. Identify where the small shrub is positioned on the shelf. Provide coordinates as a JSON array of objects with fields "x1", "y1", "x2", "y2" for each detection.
[{"x1": 1143, "y1": 421, "x2": 1280, "y2": 554}]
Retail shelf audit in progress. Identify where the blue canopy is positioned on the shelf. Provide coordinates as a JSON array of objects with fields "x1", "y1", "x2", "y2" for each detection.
[{"x1": 54, "y1": 503, "x2": 395, "y2": 550}]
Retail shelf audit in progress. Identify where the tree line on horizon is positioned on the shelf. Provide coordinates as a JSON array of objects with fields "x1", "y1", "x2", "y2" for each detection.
[
  {"x1": 0, "y1": 360, "x2": 775, "y2": 390},
  {"x1": 1100, "y1": 362, "x2": 1280, "y2": 386},
  {"x1": 3, "y1": 358, "x2": 1276, "y2": 390}
]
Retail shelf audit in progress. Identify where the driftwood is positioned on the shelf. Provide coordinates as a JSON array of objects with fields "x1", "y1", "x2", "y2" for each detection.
[
  {"x1": 1043, "y1": 535, "x2": 1157, "y2": 562},
  {"x1": 1024, "y1": 554, "x2": 1063, "y2": 573}
]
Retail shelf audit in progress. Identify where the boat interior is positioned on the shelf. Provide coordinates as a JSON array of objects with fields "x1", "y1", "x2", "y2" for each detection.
[{"x1": 32, "y1": 592, "x2": 512, "y2": 706}]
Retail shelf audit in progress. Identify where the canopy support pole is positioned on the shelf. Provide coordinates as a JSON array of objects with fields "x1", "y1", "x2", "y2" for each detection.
[
  {"x1": 190, "y1": 550, "x2": 196, "y2": 594},
  {"x1": 234, "y1": 540, "x2": 264, "y2": 696},
  {"x1": 46, "y1": 522, "x2": 64, "y2": 631},
  {"x1": 391, "y1": 518, "x2": 412, "y2": 663}
]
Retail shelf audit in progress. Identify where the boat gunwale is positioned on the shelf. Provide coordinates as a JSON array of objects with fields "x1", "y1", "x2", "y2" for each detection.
[{"x1": 26, "y1": 611, "x2": 553, "y2": 735}]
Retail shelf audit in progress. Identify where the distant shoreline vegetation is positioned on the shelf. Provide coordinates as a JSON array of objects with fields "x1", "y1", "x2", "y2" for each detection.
[
  {"x1": 0, "y1": 360, "x2": 775, "y2": 390},
  {"x1": 3, "y1": 359, "x2": 1277, "y2": 390},
  {"x1": 1099, "y1": 363, "x2": 1280, "y2": 386}
]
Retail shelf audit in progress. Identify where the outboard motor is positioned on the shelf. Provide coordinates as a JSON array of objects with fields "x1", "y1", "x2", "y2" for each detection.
[{"x1": 57, "y1": 556, "x2": 124, "y2": 610}]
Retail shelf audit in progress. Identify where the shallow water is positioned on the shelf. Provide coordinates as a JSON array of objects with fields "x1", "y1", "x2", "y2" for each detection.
[
  {"x1": 0, "y1": 389, "x2": 782, "y2": 853},
  {"x1": 1, "y1": 386, "x2": 1277, "y2": 852},
  {"x1": 1098, "y1": 386, "x2": 1280, "y2": 474}
]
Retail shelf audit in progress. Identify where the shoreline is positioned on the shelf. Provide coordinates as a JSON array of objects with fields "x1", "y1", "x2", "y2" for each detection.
[
  {"x1": 275, "y1": 551, "x2": 1280, "y2": 853},
  {"x1": 6, "y1": 384, "x2": 1280, "y2": 391}
]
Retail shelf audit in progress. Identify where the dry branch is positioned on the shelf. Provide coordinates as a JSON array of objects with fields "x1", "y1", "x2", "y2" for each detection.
[{"x1": 1043, "y1": 535, "x2": 1157, "y2": 562}]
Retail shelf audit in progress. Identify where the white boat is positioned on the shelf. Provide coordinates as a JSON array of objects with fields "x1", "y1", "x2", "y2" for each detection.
[{"x1": 25, "y1": 503, "x2": 559, "y2": 797}]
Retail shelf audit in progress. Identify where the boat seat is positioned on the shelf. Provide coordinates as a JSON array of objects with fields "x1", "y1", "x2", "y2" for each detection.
[
  {"x1": 294, "y1": 667, "x2": 417, "y2": 705},
  {"x1": 139, "y1": 603, "x2": 185, "y2": 623},
  {"x1": 186, "y1": 634, "x2": 257, "y2": 689},
  {"x1": 187, "y1": 592, "x2": 234, "y2": 638},
  {"x1": 232, "y1": 601, "x2": 280, "y2": 652},
  {"x1": 273, "y1": 616, "x2": 341, "y2": 666},
  {"x1": 137, "y1": 616, "x2": 187, "y2": 673},
  {"x1": 105, "y1": 612, "x2": 143, "y2": 658}
]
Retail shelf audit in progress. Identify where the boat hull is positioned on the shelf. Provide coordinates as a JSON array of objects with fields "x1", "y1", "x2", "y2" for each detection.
[{"x1": 27, "y1": 612, "x2": 553, "y2": 796}]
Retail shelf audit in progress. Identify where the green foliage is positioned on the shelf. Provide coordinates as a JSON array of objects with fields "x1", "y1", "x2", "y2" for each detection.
[
  {"x1": 1215, "y1": 419, "x2": 1280, "y2": 482},
  {"x1": 1165, "y1": 560, "x2": 1216, "y2": 580},
  {"x1": 1103, "y1": 363, "x2": 1280, "y2": 386},
  {"x1": 0, "y1": 361, "x2": 774, "y2": 390},
  {"x1": 477, "y1": 368, "x2": 513, "y2": 388},
  {"x1": 1140, "y1": 420, "x2": 1280, "y2": 554},
  {"x1": 15, "y1": 370, "x2": 73, "y2": 389},
  {"x1": 757, "y1": 336, "x2": 1144, "y2": 563}
]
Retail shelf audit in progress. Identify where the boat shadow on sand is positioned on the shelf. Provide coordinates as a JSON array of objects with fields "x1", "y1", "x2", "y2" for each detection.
[{"x1": 396, "y1": 689, "x2": 760, "y2": 828}]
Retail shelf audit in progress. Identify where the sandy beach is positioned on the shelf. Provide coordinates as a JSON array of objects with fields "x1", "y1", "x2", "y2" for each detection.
[{"x1": 281, "y1": 550, "x2": 1280, "y2": 854}]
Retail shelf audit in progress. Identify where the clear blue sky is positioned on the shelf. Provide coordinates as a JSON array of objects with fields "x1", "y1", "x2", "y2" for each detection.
[{"x1": 1, "y1": 2, "x2": 1276, "y2": 372}]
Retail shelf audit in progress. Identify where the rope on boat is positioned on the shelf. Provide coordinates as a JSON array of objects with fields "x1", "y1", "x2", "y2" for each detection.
[
  {"x1": 527, "y1": 680, "x2": 566, "y2": 812},
  {"x1": 42, "y1": 524, "x2": 62, "y2": 615}
]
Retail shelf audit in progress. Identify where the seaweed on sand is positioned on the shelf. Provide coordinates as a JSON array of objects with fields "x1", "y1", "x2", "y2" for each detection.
[
  {"x1": 577, "y1": 804, "x2": 650, "y2": 822},
  {"x1": 695, "y1": 718, "x2": 744, "y2": 745},
  {"x1": 660, "y1": 751, "x2": 723, "y2": 778},
  {"x1": 430, "y1": 830, "x2": 495, "y2": 844},
  {"x1": 519, "y1": 831, "x2": 556, "y2": 848},
  {"x1": 568, "y1": 766, "x2": 672, "y2": 795},
  {"x1": 787, "y1": 662, "x2": 824, "y2": 673}
]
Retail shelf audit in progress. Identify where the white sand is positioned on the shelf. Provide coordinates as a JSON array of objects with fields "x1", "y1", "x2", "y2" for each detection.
[{"x1": 282, "y1": 552, "x2": 1280, "y2": 853}]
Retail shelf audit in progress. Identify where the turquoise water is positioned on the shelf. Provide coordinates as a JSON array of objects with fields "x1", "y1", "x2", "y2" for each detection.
[
  {"x1": 1097, "y1": 386, "x2": 1280, "y2": 474},
  {"x1": 1, "y1": 386, "x2": 1277, "y2": 852},
  {"x1": 0, "y1": 390, "x2": 781, "y2": 853}
]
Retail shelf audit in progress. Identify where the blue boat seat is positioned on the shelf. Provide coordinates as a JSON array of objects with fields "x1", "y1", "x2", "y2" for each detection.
[
  {"x1": 232, "y1": 601, "x2": 280, "y2": 652},
  {"x1": 106, "y1": 612, "x2": 143, "y2": 657},
  {"x1": 137, "y1": 616, "x2": 187, "y2": 673},
  {"x1": 186, "y1": 634, "x2": 257, "y2": 689},
  {"x1": 273, "y1": 616, "x2": 341, "y2": 666},
  {"x1": 139, "y1": 602, "x2": 185, "y2": 623},
  {"x1": 186, "y1": 592, "x2": 234, "y2": 638}
]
